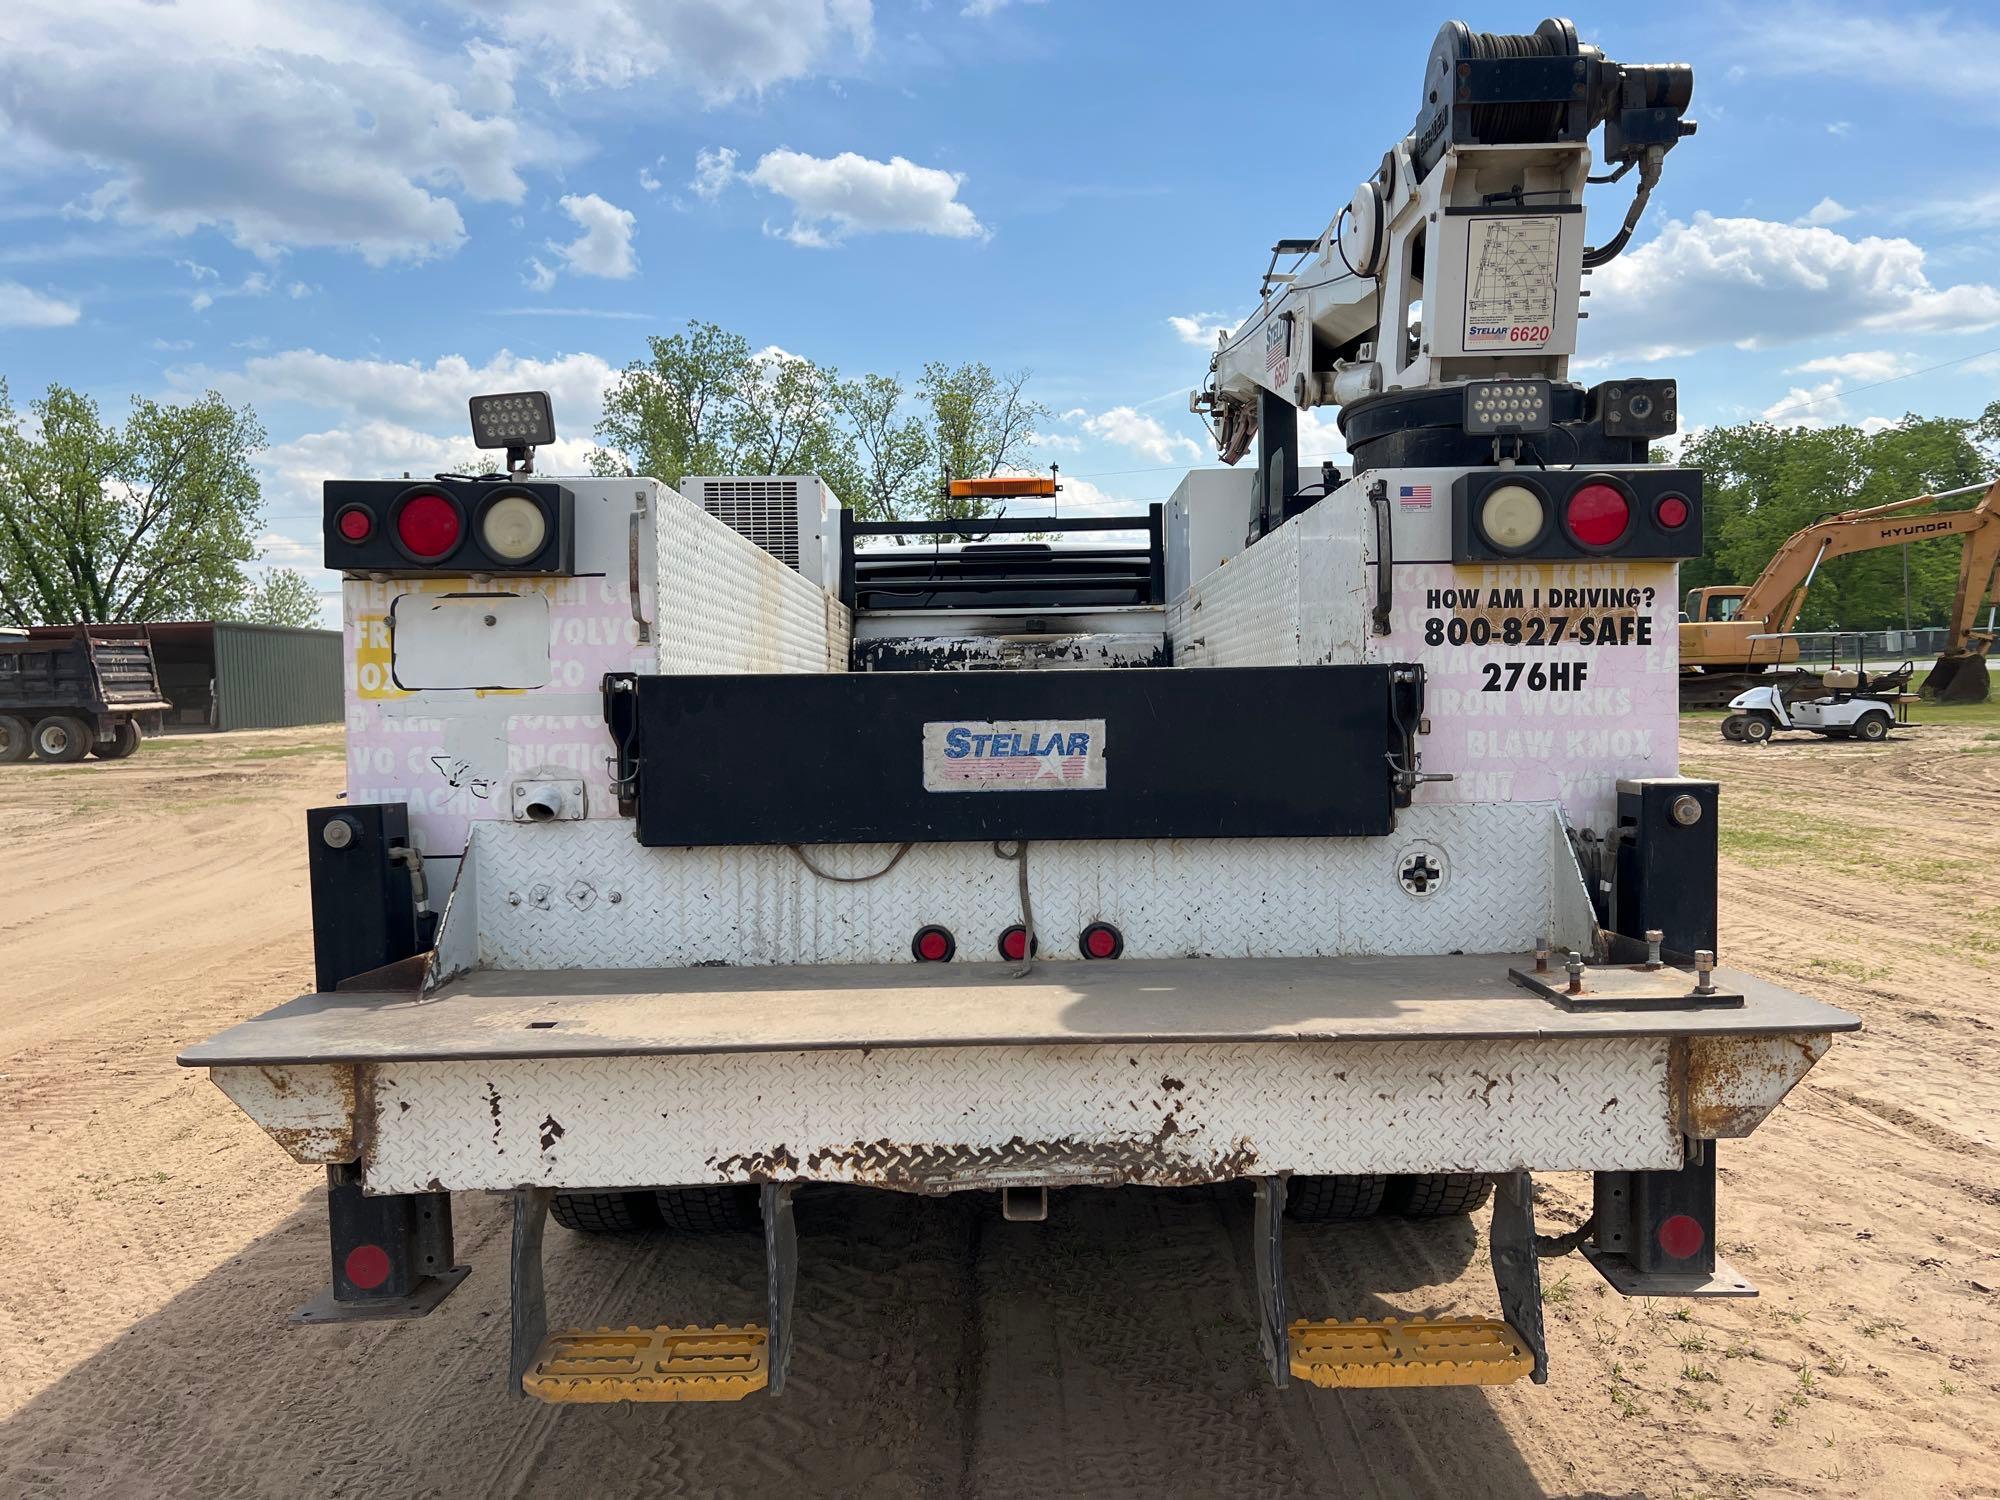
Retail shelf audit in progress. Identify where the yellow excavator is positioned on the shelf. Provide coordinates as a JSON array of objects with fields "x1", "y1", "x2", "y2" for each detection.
[{"x1": 1681, "y1": 478, "x2": 1999, "y2": 705}]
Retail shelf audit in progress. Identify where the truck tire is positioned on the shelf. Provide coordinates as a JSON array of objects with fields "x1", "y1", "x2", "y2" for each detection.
[
  {"x1": 0, "y1": 715, "x2": 30, "y2": 764},
  {"x1": 549, "y1": 1190, "x2": 661, "y2": 1234},
  {"x1": 1855, "y1": 711, "x2": 1890, "y2": 742},
  {"x1": 92, "y1": 720, "x2": 142, "y2": 760},
  {"x1": 30, "y1": 715, "x2": 90, "y2": 763},
  {"x1": 1285, "y1": 1174, "x2": 1386, "y2": 1222},
  {"x1": 1383, "y1": 1173, "x2": 1493, "y2": 1218},
  {"x1": 653, "y1": 1185, "x2": 762, "y2": 1233}
]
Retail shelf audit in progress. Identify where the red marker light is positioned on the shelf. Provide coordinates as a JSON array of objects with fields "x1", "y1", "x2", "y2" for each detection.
[
  {"x1": 1657, "y1": 1213, "x2": 1706, "y2": 1260},
  {"x1": 396, "y1": 492, "x2": 462, "y2": 560},
  {"x1": 344, "y1": 1243, "x2": 392, "y2": 1290},
  {"x1": 1080, "y1": 923, "x2": 1123, "y2": 959},
  {"x1": 912, "y1": 926, "x2": 954, "y2": 962},
  {"x1": 1567, "y1": 482, "x2": 1631, "y2": 547},
  {"x1": 336, "y1": 505, "x2": 374, "y2": 543},
  {"x1": 998, "y1": 925, "x2": 1035, "y2": 962},
  {"x1": 1655, "y1": 494, "x2": 1691, "y2": 530}
]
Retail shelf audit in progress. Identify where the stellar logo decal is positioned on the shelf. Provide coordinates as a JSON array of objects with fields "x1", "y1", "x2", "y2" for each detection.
[{"x1": 923, "y1": 719, "x2": 1107, "y2": 792}]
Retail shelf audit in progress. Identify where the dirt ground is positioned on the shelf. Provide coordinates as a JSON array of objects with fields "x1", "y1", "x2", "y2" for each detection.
[{"x1": 1, "y1": 720, "x2": 1996, "y2": 1499}]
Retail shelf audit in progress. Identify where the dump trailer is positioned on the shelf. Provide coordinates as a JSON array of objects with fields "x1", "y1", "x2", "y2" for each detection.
[
  {"x1": 0, "y1": 625, "x2": 170, "y2": 763},
  {"x1": 184, "y1": 16, "x2": 1857, "y2": 1401}
]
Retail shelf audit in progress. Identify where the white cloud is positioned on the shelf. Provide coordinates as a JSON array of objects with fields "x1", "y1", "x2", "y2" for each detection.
[
  {"x1": 175, "y1": 348, "x2": 619, "y2": 434},
  {"x1": 1826, "y1": 121, "x2": 1852, "y2": 137},
  {"x1": 254, "y1": 530, "x2": 321, "y2": 564},
  {"x1": 188, "y1": 269, "x2": 273, "y2": 313},
  {"x1": 1168, "y1": 312, "x2": 1234, "y2": 348},
  {"x1": 524, "y1": 258, "x2": 558, "y2": 292},
  {"x1": 466, "y1": 0, "x2": 872, "y2": 101},
  {"x1": 0, "y1": 0, "x2": 549, "y2": 263},
  {"x1": 1796, "y1": 196, "x2": 1855, "y2": 227},
  {"x1": 963, "y1": 0, "x2": 1045, "y2": 15},
  {"x1": 1581, "y1": 213, "x2": 2000, "y2": 363},
  {"x1": 1077, "y1": 406, "x2": 1202, "y2": 465},
  {"x1": 0, "y1": 280, "x2": 80, "y2": 327},
  {"x1": 548, "y1": 193, "x2": 638, "y2": 280},
  {"x1": 1758, "y1": 351, "x2": 1922, "y2": 429},
  {"x1": 746, "y1": 148, "x2": 985, "y2": 246},
  {"x1": 638, "y1": 164, "x2": 662, "y2": 192},
  {"x1": 1788, "y1": 350, "x2": 1919, "y2": 383},
  {"x1": 690, "y1": 147, "x2": 739, "y2": 201},
  {"x1": 1734, "y1": 7, "x2": 2000, "y2": 113}
]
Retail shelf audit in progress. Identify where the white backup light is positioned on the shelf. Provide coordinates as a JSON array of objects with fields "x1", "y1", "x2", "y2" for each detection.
[
  {"x1": 480, "y1": 493, "x2": 549, "y2": 562},
  {"x1": 1480, "y1": 483, "x2": 1547, "y2": 551}
]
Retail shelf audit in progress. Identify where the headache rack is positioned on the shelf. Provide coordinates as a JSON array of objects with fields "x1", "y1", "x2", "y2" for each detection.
[{"x1": 838, "y1": 509, "x2": 1166, "y2": 613}]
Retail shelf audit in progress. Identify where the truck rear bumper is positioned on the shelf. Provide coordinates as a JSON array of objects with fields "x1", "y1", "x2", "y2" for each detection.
[{"x1": 180, "y1": 954, "x2": 1856, "y2": 1195}]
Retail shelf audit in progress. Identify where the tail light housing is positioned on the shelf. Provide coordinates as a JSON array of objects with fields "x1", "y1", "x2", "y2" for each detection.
[
  {"x1": 1079, "y1": 922, "x2": 1124, "y2": 959},
  {"x1": 911, "y1": 925, "x2": 956, "y2": 962},
  {"x1": 324, "y1": 478, "x2": 575, "y2": 574},
  {"x1": 1454, "y1": 469, "x2": 1701, "y2": 562}
]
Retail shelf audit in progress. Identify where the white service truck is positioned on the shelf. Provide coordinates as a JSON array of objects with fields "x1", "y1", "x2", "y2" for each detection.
[{"x1": 183, "y1": 15, "x2": 1855, "y2": 1402}]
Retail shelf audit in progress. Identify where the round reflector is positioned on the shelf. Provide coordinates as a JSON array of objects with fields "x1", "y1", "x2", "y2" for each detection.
[
  {"x1": 395, "y1": 492, "x2": 463, "y2": 561},
  {"x1": 1080, "y1": 923, "x2": 1123, "y2": 960},
  {"x1": 998, "y1": 925, "x2": 1036, "y2": 961},
  {"x1": 1655, "y1": 494, "x2": 1691, "y2": 530},
  {"x1": 912, "y1": 925, "x2": 955, "y2": 962},
  {"x1": 1657, "y1": 1213, "x2": 1706, "y2": 1260},
  {"x1": 1479, "y1": 483, "x2": 1547, "y2": 551},
  {"x1": 1567, "y1": 482, "x2": 1632, "y2": 548},
  {"x1": 344, "y1": 1243, "x2": 393, "y2": 1290},
  {"x1": 336, "y1": 505, "x2": 374, "y2": 543},
  {"x1": 479, "y1": 492, "x2": 548, "y2": 563}
]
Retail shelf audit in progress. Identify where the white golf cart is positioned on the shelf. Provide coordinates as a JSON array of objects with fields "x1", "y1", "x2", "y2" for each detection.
[{"x1": 1721, "y1": 633, "x2": 1914, "y2": 744}]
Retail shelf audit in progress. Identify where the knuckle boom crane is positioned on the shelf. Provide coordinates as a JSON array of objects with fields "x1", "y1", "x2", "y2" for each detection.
[{"x1": 178, "y1": 17, "x2": 1861, "y2": 1406}]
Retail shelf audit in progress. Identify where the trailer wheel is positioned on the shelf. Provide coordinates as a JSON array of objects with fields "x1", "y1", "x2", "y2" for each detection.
[
  {"x1": 1855, "y1": 711, "x2": 1891, "y2": 742},
  {"x1": 654, "y1": 1185, "x2": 762, "y2": 1233},
  {"x1": 91, "y1": 720, "x2": 142, "y2": 760},
  {"x1": 1383, "y1": 1173, "x2": 1494, "y2": 1218},
  {"x1": 0, "y1": 715, "x2": 30, "y2": 764},
  {"x1": 549, "y1": 1191, "x2": 661, "y2": 1234},
  {"x1": 30, "y1": 715, "x2": 90, "y2": 763},
  {"x1": 1284, "y1": 1174, "x2": 1386, "y2": 1222}
]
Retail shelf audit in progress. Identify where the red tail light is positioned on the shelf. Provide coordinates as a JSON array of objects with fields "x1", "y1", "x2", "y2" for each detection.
[
  {"x1": 1657, "y1": 1213, "x2": 1706, "y2": 1259},
  {"x1": 394, "y1": 492, "x2": 463, "y2": 561},
  {"x1": 335, "y1": 505, "x2": 374, "y2": 543},
  {"x1": 1655, "y1": 494, "x2": 1690, "y2": 530},
  {"x1": 912, "y1": 925, "x2": 955, "y2": 962},
  {"x1": 1566, "y1": 482, "x2": 1631, "y2": 548},
  {"x1": 344, "y1": 1243, "x2": 392, "y2": 1289},
  {"x1": 1080, "y1": 922, "x2": 1123, "y2": 959},
  {"x1": 998, "y1": 925, "x2": 1036, "y2": 961}
]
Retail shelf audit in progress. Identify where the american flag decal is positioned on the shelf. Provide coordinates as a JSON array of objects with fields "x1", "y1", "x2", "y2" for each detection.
[{"x1": 1399, "y1": 484, "x2": 1432, "y2": 509}]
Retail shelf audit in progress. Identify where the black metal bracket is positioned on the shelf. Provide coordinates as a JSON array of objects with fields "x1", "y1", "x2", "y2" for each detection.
[
  {"x1": 1251, "y1": 1176, "x2": 1290, "y2": 1388},
  {"x1": 763, "y1": 1183, "x2": 797, "y2": 1397},
  {"x1": 293, "y1": 1164, "x2": 466, "y2": 1325},
  {"x1": 1490, "y1": 1171, "x2": 1549, "y2": 1384},
  {"x1": 1369, "y1": 479, "x2": 1393, "y2": 635},
  {"x1": 508, "y1": 1186, "x2": 554, "y2": 1398}
]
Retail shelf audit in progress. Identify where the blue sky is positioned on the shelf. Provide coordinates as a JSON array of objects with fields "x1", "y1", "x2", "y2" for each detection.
[{"x1": 3, "y1": 0, "x2": 1998, "y2": 625}]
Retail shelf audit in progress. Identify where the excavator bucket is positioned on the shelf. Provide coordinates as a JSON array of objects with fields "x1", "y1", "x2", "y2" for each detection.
[{"x1": 1923, "y1": 652, "x2": 1992, "y2": 704}]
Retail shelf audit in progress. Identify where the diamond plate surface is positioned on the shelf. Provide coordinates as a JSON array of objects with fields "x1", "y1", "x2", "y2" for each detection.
[
  {"x1": 358, "y1": 1036, "x2": 1679, "y2": 1193},
  {"x1": 1170, "y1": 525, "x2": 1301, "y2": 667},
  {"x1": 654, "y1": 488, "x2": 848, "y2": 674},
  {"x1": 467, "y1": 802, "x2": 1562, "y2": 968}
]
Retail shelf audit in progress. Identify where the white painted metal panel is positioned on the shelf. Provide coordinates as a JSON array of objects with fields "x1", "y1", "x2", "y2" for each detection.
[
  {"x1": 356, "y1": 1037, "x2": 1680, "y2": 1193},
  {"x1": 463, "y1": 802, "x2": 1560, "y2": 969},
  {"x1": 389, "y1": 590, "x2": 550, "y2": 690}
]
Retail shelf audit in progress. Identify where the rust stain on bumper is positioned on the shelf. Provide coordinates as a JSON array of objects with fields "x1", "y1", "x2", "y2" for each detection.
[{"x1": 1673, "y1": 1032, "x2": 1831, "y2": 1139}]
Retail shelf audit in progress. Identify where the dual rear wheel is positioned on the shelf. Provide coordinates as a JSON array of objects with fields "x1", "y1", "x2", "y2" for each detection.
[
  {"x1": 1285, "y1": 1173, "x2": 1493, "y2": 1223},
  {"x1": 550, "y1": 1185, "x2": 762, "y2": 1235}
]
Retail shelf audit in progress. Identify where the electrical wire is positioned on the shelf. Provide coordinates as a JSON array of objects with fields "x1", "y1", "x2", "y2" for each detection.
[{"x1": 785, "y1": 841, "x2": 913, "y2": 883}]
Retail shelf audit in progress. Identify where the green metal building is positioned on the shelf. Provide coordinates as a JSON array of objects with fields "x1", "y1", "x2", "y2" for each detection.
[{"x1": 26, "y1": 621, "x2": 342, "y2": 730}]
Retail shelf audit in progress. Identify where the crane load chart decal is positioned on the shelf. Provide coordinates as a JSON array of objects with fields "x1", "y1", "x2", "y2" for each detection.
[{"x1": 1463, "y1": 217, "x2": 1560, "y2": 349}]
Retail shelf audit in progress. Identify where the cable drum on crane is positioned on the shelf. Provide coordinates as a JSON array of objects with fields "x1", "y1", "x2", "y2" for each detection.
[{"x1": 1413, "y1": 18, "x2": 1584, "y2": 177}]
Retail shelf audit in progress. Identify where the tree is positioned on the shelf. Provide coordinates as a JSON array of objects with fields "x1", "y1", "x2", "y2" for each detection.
[
  {"x1": 594, "y1": 321, "x2": 756, "y2": 488},
  {"x1": 236, "y1": 567, "x2": 322, "y2": 628},
  {"x1": 0, "y1": 379, "x2": 266, "y2": 626},
  {"x1": 735, "y1": 349, "x2": 861, "y2": 498},
  {"x1": 916, "y1": 362, "x2": 1050, "y2": 521},
  {"x1": 835, "y1": 372, "x2": 933, "y2": 523}
]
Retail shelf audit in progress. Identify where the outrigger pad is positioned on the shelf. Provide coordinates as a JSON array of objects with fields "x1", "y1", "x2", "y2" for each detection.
[
  {"x1": 1287, "y1": 1317, "x2": 1535, "y2": 1388},
  {"x1": 522, "y1": 1325, "x2": 769, "y2": 1403}
]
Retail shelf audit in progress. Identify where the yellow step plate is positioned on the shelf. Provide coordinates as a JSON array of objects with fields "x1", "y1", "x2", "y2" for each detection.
[
  {"x1": 523, "y1": 1324, "x2": 768, "y2": 1403},
  {"x1": 1288, "y1": 1316, "x2": 1533, "y2": 1389}
]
